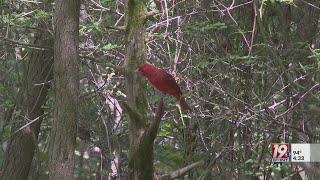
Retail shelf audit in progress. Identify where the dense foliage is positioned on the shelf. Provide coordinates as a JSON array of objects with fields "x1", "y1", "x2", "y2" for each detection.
[{"x1": 1, "y1": 0, "x2": 320, "y2": 179}]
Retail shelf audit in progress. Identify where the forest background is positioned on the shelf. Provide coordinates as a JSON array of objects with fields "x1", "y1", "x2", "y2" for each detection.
[{"x1": 0, "y1": 0, "x2": 320, "y2": 179}]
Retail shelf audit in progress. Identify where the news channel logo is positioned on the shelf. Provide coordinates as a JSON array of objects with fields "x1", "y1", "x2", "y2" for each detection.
[{"x1": 271, "y1": 143, "x2": 290, "y2": 162}]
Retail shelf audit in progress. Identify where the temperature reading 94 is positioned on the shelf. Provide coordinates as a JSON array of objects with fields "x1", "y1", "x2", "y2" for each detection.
[{"x1": 291, "y1": 144, "x2": 310, "y2": 162}]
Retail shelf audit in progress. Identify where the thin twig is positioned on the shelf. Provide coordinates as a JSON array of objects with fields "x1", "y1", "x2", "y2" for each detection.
[
  {"x1": 248, "y1": 0, "x2": 257, "y2": 55},
  {"x1": 300, "y1": 0, "x2": 320, "y2": 10},
  {"x1": 2, "y1": 113, "x2": 48, "y2": 143},
  {"x1": 164, "y1": 161, "x2": 205, "y2": 179},
  {"x1": 275, "y1": 83, "x2": 319, "y2": 118},
  {"x1": 0, "y1": 36, "x2": 52, "y2": 50},
  {"x1": 79, "y1": 55, "x2": 125, "y2": 74}
]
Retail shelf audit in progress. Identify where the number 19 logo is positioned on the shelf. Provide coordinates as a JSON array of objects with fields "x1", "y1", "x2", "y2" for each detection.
[{"x1": 271, "y1": 143, "x2": 290, "y2": 162}]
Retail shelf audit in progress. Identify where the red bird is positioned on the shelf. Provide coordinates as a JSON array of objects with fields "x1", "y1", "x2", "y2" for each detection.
[{"x1": 137, "y1": 63, "x2": 192, "y2": 111}]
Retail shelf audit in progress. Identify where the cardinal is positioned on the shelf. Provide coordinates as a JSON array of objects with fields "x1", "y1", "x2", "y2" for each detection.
[{"x1": 136, "y1": 63, "x2": 192, "y2": 111}]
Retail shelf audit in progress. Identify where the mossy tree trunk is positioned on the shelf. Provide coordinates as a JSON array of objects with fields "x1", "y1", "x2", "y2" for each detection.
[
  {"x1": 124, "y1": 0, "x2": 164, "y2": 179},
  {"x1": 48, "y1": 0, "x2": 80, "y2": 179},
  {"x1": 0, "y1": 31, "x2": 53, "y2": 180}
]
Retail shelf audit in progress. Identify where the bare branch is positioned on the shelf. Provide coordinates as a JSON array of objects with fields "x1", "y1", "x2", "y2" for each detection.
[
  {"x1": 275, "y1": 83, "x2": 319, "y2": 118},
  {"x1": 89, "y1": 0, "x2": 123, "y2": 15},
  {"x1": 300, "y1": 0, "x2": 320, "y2": 10},
  {"x1": 162, "y1": 161, "x2": 205, "y2": 179},
  {"x1": 105, "y1": 25, "x2": 126, "y2": 31},
  {"x1": 79, "y1": 55, "x2": 126, "y2": 74},
  {"x1": 146, "y1": 98, "x2": 164, "y2": 142},
  {"x1": 0, "y1": 36, "x2": 52, "y2": 51},
  {"x1": 147, "y1": 9, "x2": 160, "y2": 17},
  {"x1": 301, "y1": 163, "x2": 320, "y2": 177}
]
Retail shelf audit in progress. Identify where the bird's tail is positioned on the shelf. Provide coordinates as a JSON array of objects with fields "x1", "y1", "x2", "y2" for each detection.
[{"x1": 179, "y1": 97, "x2": 192, "y2": 112}]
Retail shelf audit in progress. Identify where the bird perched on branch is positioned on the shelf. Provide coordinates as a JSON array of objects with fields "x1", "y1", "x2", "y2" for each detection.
[{"x1": 136, "y1": 63, "x2": 192, "y2": 112}]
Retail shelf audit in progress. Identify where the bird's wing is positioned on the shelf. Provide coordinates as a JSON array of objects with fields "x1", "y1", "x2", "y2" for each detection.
[{"x1": 162, "y1": 70, "x2": 182, "y2": 95}]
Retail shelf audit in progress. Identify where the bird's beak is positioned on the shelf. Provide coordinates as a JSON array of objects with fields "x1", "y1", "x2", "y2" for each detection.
[{"x1": 134, "y1": 68, "x2": 139, "y2": 73}]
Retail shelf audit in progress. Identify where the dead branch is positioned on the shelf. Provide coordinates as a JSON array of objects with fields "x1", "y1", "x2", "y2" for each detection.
[
  {"x1": 79, "y1": 55, "x2": 125, "y2": 74},
  {"x1": 146, "y1": 98, "x2": 164, "y2": 142},
  {"x1": 162, "y1": 161, "x2": 205, "y2": 179},
  {"x1": 0, "y1": 36, "x2": 52, "y2": 50}
]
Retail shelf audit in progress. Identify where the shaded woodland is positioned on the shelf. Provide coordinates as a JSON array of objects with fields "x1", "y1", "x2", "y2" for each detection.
[{"x1": 0, "y1": 0, "x2": 320, "y2": 179}]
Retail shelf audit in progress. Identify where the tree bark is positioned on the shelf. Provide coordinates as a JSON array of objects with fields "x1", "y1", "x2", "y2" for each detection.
[
  {"x1": 48, "y1": 0, "x2": 80, "y2": 179},
  {"x1": 124, "y1": 1, "x2": 164, "y2": 179},
  {"x1": 0, "y1": 32, "x2": 53, "y2": 180}
]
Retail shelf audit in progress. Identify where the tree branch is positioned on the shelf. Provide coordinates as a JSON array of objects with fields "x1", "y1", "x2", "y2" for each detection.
[
  {"x1": 79, "y1": 55, "x2": 126, "y2": 74},
  {"x1": 162, "y1": 161, "x2": 205, "y2": 179},
  {"x1": 105, "y1": 25, "x2": 126, "y2": 31},
  {"x1": 145, "y1": 98, "x2": 164, "y2": 142},
  {"x1": 147, "y1": 9, "x2": 160, "y2": 17},
  {"x1": 0, "y1": 36, "x2": 53, "y2": 51},
  {"x1": 301, "y1": 163, "x2": 320, "y2": 177},
  {"x1": 0, "y1": 36, "x2": 126, "y2": 74},
  {"x1": 161, "y1": 151, "x2": 222, "y2": 179}
]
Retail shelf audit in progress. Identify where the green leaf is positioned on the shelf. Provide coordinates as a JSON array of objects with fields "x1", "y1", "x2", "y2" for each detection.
[{"x1": 102, "y1": 43, "x2": 117, "y2": 51}]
